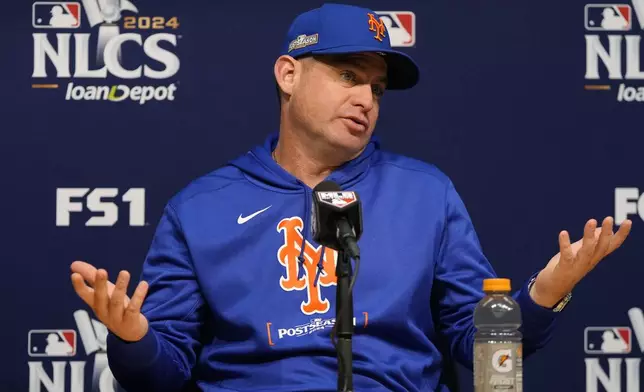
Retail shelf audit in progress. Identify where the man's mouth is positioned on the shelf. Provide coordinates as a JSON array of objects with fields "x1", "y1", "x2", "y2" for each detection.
[{"x1": 342, "y1": 115, "x2": 369, "y2": 130}]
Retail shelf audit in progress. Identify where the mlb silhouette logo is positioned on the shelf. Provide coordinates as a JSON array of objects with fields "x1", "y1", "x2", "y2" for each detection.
[
  {"x1": 32, "y1": 2, "x2": 81, "y2": 29},
  {"x1": 584, "y1": 326, "x2": 632, "y2": 354},
  {"x1": 585, "y1": 4, "x2": 632, "y2": 31},
  {"x1": 375, "y1": 11, "x2": 416, "y2": 47},
  {"x1": 28, "y1": 329, "x2": 77, "y2": 357},
  {"x1": 318, "y1": 191, "x2": 358, "y2": 208}
]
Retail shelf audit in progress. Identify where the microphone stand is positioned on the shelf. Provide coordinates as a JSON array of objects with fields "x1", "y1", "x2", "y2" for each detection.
[{"x1": 335, "y1": 250, "x2": 353, "y2": 392}]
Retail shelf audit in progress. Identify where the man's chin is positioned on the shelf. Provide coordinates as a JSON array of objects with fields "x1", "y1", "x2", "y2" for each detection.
[{"x1": 327, "y1": 132, "x2": 371, "y2": 160}]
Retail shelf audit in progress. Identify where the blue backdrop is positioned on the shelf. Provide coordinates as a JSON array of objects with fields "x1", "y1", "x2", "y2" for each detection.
[{"x1": 4, "y1": 0, "x2": 643, "y2": 391}]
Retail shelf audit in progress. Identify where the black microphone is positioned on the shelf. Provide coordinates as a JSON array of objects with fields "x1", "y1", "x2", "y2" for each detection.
[
  {"x1": 311, "y1": 180, "x2": 362, "y2": 259},
  {"x1": 312, "y1": 180, "x2": 361, "y2": 392}
]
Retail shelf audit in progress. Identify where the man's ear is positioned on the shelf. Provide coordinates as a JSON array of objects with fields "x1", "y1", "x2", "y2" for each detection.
[{"x1": 274, "y1": 55, "x2": 299, "y2": 97}]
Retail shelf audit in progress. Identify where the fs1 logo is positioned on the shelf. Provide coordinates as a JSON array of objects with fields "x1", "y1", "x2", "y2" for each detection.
[
  {"x1": 584, "y1": 0, "x2": 644, "y2": 102},
  {"x1": 31, "y1": 0, "x2": 181, "y2": 105},
  {"x1": 56, "y1": 188, "x2": 146, "y2": 227},
  {"x1": 28, "y1": 310, "x2": 125, "y2": 392},
  {"x1": 615, "y1": 187, "x2": 644, "y2": 223},
  {"x1": 375, "y1": 11, "x2": 416, "y2": 47},
  {"x1": 585, "y1": 307, "x2": 644, "y2": 392}
]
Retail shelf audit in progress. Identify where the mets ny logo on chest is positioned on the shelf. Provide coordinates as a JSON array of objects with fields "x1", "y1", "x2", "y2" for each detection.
[
  {"x1": 277, "y1": 216, "x2": 338, "y2": 315},
  {"x1": 265, "y1": 217, "x2": 369, "y2": 345}
]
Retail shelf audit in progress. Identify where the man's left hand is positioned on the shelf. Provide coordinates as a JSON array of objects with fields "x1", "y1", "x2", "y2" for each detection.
[{"x1": 530, "y1": 217, "x2": 633, "y2": 308}]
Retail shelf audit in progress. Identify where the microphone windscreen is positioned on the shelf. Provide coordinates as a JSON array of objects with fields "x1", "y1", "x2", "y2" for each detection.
[{"x1": 313, "y1": 180, "x2": 341, "y2": 192}]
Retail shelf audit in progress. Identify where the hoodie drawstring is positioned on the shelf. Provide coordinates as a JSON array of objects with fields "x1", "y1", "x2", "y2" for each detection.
[
  {"x1": 297, "y1": 247, "x2": 306, "y2": 280},
  {"x1": 313, "y1": 246, "x2": 326, "y2": 287},
  {"x1": 297, "y1": 190, "x2": 309, "y2": 280},
  {"x1": 297, "y1": 188, "x2": 327, "y2": 286}
]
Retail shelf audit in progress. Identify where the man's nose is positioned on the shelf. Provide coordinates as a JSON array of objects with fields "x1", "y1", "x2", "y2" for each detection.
[{"x1": 351, "y1": 84, "x2": 375, "y2": 112}]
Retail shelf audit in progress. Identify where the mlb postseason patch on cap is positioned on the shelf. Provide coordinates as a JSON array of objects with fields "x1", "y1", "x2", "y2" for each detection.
[{"x1": 288, "y1": 34, "x2": 319, "y2": 52}]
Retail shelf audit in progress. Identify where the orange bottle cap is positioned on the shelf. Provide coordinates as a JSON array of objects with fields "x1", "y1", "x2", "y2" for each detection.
[{"x1": 483, "y1": 278, "x2": 511, "y2": 292}]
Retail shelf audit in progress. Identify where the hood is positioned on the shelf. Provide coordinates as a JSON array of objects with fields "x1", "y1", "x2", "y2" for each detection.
[
  {"x1": 228, "y1": 131, "x2": 379, "y2": 285},
  {"x1": 229, "y1": 131, "x2": 380, "y2": 192}
]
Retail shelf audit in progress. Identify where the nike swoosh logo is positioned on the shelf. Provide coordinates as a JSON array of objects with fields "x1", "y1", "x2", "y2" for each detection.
[{"x1": 237, "y1": 205, "x2": 272, "y2": 224}]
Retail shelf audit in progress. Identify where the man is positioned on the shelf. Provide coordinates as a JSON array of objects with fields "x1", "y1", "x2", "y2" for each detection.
[{"x1": 70, "y1": 3, "x2": 632, "y2": 391}]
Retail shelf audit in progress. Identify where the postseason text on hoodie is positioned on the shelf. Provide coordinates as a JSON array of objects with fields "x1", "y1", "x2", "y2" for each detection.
[{"x1": 106, "y1": 133, "x2": 560, "y2": 391}]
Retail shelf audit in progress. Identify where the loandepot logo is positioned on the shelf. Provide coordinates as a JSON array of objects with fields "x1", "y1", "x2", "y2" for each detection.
[
  {"x1": 31, "y1": 0, "x2": 181, "y2": 104},
  {"x1": 584, "y1": 0, "x2": 644, "y2": 102}
]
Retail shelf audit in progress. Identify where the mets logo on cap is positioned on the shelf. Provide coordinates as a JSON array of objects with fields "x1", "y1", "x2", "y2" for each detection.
[{"x1": 367, "y1": 13, "x2": 386, "y2": 41}]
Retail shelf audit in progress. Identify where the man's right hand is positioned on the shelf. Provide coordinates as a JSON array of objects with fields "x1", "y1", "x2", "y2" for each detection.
[{"x1": 70, "y1": 261, "x2": 150, "y2": 342}]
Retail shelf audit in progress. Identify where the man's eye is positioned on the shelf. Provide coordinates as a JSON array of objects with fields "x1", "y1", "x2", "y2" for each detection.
[
  {"x1": 340, "y1": 71, "x2": 356, "y2": 82},
  {"x1": 372, "y1": 85, "x2": 384, "y2": 97}
]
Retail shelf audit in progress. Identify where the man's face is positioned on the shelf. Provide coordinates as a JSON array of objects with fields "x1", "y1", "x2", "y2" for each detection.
[{"x1": 290, "y1": 52, "x2": 387, "y2": 156}]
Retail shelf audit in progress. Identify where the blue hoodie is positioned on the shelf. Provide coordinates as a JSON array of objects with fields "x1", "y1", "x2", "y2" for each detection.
[{"x1": 106, "y1": 132, "x2": 559, "y2": 391}]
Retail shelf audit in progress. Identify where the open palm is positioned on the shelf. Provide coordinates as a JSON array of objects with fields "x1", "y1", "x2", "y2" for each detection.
[
  {"x1": 531, "y1": 217, "x2": 632, "y2": 307},
  {"x1": 70, "y1": 261, "x2": 149, "y2": 342}
]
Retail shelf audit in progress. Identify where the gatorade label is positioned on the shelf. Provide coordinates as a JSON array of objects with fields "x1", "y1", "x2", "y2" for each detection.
[{"x1": 474, "y1": 342, "x2": 522, "y2": 391}]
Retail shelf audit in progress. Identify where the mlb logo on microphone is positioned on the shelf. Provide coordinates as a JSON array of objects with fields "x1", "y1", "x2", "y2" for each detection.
[
  {"x1": 317, "y1": 191, "x2": 358, "y2": 208},
  {"x1": 32, "y1": 2, "x2": 81, "y2": 29},
  {"x1": 375, "y1": 11, "x2": 416, "y2": 47},
  {"x1": 584, "y1": 326, "x2": 632, "y2": 354},
  {"x1": 28, "y1": 329, "x2": 77, "y2": 357},
  {"x1": 584, "y1": 4, "x2": 632, "y2": 31}
]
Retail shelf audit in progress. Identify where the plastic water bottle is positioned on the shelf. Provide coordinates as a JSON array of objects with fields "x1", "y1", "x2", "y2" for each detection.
[{"x1": 473, "y1": 278, "x2": 523, "y2": 392}]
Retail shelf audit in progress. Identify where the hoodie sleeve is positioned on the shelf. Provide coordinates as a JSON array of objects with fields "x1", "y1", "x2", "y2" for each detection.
[
  {"x1": 106, "y1": 203, "x2": 206, "y2": 391},
  {"x1": 432, "y1": 180, "x2": 560, "y2": 369}
]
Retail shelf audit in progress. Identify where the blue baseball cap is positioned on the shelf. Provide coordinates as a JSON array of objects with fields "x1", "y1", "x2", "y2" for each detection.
[{"x1": 280, "y1": 3, "x2": 419, "y2": 90}]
